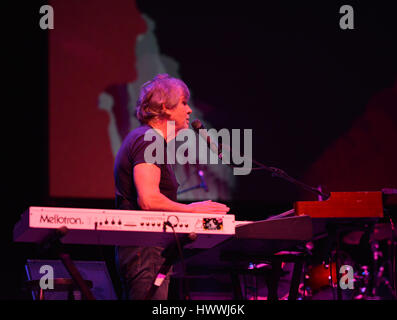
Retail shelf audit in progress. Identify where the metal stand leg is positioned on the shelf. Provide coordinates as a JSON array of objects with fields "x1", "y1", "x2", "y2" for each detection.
[
  {"x1": 58, "y1": 252, "x2": 96, "y2": 300},
  {"x1": 266, "y1": 260, "x2": 282, "y2": 301},
  {"x1": 231, "y1": 272, "x2": 243, "y2": 300},
  {"x1": 289, "y1": 261, "x2": 303, "y2": 300}
]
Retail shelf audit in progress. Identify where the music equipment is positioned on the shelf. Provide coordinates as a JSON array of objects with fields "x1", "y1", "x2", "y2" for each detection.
[
  {"x1": 13, "y1": 206, "x2": 235, "y2": 249},
  {"x1": 306, "y1": 262, "x2": 338, "y2": 293},
  {"x1": 236, "y1": 214, "x2": 312, "y2": 241},
  {"x1": 293, "y1": 191, "x2": 385, "y2": 243},
  {"x1": 14, "y1": 207, "x2": 313, "y2": 249},
  {"x1": 294, "y1": 191, "x2": 384, "y2": 218}
]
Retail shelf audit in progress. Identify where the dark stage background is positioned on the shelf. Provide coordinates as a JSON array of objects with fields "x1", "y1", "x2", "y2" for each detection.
[{"x1": 2, "y1": 1, "x2": 396, "y2": 299}]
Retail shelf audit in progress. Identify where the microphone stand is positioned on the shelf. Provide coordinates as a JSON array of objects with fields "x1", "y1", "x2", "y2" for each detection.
[
  {"x1": 219, "y1": 142, "x2": 330, "y2": 200},
  {"x1": 251, "y1": 159, "x2": 331, "y2": 200},
  {"x1": 177, "y1": 182, "x2": 207, "y2": 195},
  {"x1": 178, "y1": 170, "x2": 208, "y2": 195}
]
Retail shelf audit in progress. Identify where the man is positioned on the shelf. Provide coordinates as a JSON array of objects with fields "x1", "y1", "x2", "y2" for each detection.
[{"x1": 114, "y1": 74, "x2": 230, "y2": 300}]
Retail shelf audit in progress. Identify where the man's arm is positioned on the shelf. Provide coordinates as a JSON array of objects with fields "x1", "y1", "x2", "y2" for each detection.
[{"x1": 134, "y1": 163, "x2": 229, "y2": 214}]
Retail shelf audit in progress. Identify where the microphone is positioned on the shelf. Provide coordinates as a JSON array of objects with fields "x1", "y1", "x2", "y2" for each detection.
[
  {"x1": 191, "y1": 119, "x2": 222, "y2": 159},
  {"x1": 198, "y1": 170, "x2": 208, "y2": 192}
]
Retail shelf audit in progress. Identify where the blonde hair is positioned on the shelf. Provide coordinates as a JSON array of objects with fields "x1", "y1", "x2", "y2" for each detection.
[{"x1": 135, "y1": 74, "x2": 190, "y2": 124}]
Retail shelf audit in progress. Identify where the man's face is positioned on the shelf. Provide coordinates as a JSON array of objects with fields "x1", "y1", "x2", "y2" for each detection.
[{"x1": 167, "y1": 95, "x2": 192, "y2": 132}]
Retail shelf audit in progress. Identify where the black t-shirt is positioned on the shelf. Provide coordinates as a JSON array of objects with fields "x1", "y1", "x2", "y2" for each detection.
[{"x1": 114, "y1": 124, "x2": 179, "y2": 210}]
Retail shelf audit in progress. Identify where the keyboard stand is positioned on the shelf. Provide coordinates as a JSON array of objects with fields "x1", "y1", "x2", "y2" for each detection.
[{"x1": 39, "y1": 227, "x2": 96, "y2": 300}]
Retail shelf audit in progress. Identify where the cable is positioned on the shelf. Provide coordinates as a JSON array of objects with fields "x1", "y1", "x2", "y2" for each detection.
[
  {"x1": 94, "y1": 222, "x2": 111, "y2": 298},
  {"x1": 163, "y1": 220, "x2": 190, "y2": 300},
  {"x1": 94, "y1": 222, "x2": 106, "y2": 262},
  {"x1": 329, "y1": 256, "x2": 336, "y2": 300},
  {"x1": 165, "y1": 222, "x2": 186, "y2": 269},
  {"x1": 389, "y1": 216, "x2": 397, "y2": 298}
]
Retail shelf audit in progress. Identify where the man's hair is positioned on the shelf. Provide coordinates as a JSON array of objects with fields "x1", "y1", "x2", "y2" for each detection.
[{"x1": 135, "y1": 74, "x2": 190, "y2": 124}]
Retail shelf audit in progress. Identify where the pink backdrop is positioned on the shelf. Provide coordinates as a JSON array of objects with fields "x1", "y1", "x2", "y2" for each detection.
[{"x1": 49, "y1": 0, "x2": 146, "y2": 198}]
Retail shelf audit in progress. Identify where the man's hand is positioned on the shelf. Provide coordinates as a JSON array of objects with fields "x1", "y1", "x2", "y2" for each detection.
[{"x1": 187, "y1": 200, "x2": 230, "y2": 214}]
